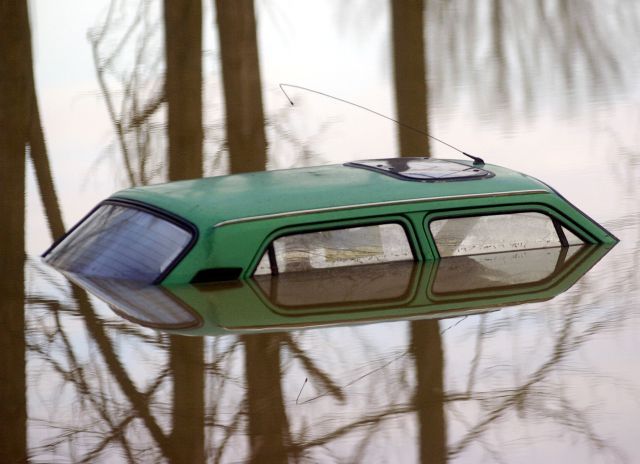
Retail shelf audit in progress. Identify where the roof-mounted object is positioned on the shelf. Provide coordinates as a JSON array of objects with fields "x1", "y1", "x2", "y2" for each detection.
[
  {"x1": 345, "y1": 158, "x2": 493, "y2": 182},
  {"x1": 43, "y1": 158, "x2": 618, "y2": 285}
]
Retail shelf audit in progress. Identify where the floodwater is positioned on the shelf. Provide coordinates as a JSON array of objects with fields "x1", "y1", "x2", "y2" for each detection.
[{"x1": 2, "y1": 0, "x2": 640, "y2": 463}]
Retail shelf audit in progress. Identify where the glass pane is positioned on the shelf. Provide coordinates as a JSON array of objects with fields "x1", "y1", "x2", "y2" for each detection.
[
  {"x1": 253, "y1": 252, "x2": 271, "y2": 276},
  {"x1": 253, "y1": 261, "x2": 415, "y2": 307},
  {"x1": 564, "y1": 244, "x2": 584, "y2": 262},
  {"x1": 266, "y1": 223, "x2": 413, "y2": 273},
  {"x1": 432, "y1": 248, "x2": 562, "y2": 294},
  {"x1": 562, "y1": 226, "x2": 584, "y2": 245},
  {"x1": 45, "y1": 204, "x2": 192, "y2": 283},
  {"x1": 430, "y1": 212, "x2": 561, "y2": 257}
]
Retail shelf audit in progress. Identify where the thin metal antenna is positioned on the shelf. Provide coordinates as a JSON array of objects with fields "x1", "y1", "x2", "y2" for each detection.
[{"x1": 279, "y1": 83, "x2": 485, "y2": 166}]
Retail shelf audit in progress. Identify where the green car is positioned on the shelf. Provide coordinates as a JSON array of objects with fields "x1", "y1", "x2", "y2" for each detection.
[
  {"x1": 60, "y1": 245, "x2": 610, "y2": 335},
  {"x1": 43, "y1": 158, "x2": 618, "y2": 285}
]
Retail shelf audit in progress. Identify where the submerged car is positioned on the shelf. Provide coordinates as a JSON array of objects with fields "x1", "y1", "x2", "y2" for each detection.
[
  {"x1": 60, "y1": 245, "x2": 611, "y2": 334},
  {"x1": 43, "y1": 158, "x2": 618, "y2": 285}
]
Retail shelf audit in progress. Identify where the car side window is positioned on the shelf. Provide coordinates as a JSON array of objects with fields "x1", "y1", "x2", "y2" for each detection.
[
  {"x1": 429, "y1": 212, "x2": 582, "y2": 257},
  {"x1": 254, "y1": 223, "x2": 414, "y2": 275}
]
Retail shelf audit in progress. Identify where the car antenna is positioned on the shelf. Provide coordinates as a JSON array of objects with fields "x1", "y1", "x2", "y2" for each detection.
[{"x1": 279, "y1": 83, "x2": 485, "y2": 166}]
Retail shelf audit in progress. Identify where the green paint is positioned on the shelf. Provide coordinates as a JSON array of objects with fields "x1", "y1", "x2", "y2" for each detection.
[
  {"x1": 61, "y1": 244, "x2": 612, "y2": 336},
  {"x1": 61, "y1": 160, "x2": 617, "y2": 283}
]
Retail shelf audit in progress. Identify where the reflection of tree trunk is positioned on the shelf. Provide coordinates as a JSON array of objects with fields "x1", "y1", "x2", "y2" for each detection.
[
  {"x1": 215, "y1": 4, "x2": 290, "y2": 459},
  {"x1": 0, "y1": 0, "x2": 30, "y2": 461},
  {"x1": 33, "y1": 106, "x2": 177, "y2": 460},
  {"x1": 391, "y1": 0, "x2": 430, "y2": 158},
  {"x1": 37, "y1": 167, "x2": 174, "y2": 455},
  {"x1": 491, "y1": 0, "x2": 507, "y2": 105},
  {"x1": 393, "y1": 3, "x2": 445, "y2": 458},
  {"x1": 216, "y1": 0, "x2": 267, "y2": 173},
  {"x1": 0, "y1": 271, "x2": 27, "y2": 464},
  {"x1": 169, "y1": 336, "x2": 205, "y2": 463},
  {"x1": 164, "y1": 0, "x2": 203, "y2": 180},
  {"x1": 243, "y1": 334, "x2": 290, "y2": 463},
  {"x1": 164, "y1": 2, "x2": 205, "y2": 461},
  {"x1": 30, "y1": 98, "x2": 65, "y2": 239},
  {"x1": 411, "y1": 320, "x2": 447, "y2": 464}
]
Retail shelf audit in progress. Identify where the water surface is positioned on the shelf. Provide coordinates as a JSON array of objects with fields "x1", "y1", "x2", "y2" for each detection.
[{"x1": 2, "y1": 0, "x2": 640, "y2": 462}]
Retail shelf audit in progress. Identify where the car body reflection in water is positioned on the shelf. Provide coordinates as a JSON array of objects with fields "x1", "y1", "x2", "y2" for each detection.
[
  {"x1": 63, "y1": 245, "x2": 610, "y2": 335},
  {"x1": 42, "y1": 244, "x2": 627, "y2": 462}
]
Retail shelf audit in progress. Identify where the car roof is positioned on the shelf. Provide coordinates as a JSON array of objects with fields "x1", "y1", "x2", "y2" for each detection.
[{"x1": 112, "y1": 158, "x2": 553, "y2": 227}]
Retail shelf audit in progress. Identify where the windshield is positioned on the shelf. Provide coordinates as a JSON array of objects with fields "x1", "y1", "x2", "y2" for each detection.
[{"x1": 44, "y1": 202, "x2": 193, "y2": 283}]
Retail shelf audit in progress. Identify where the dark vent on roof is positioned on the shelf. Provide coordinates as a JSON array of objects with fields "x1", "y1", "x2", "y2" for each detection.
[{"x1": 345, "y1": 158, "x2": 493, "y2": 182}]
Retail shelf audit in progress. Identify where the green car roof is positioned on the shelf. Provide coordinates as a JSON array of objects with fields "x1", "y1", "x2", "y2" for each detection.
[
  {"x1": 112, "y1": 160, "x2": 551, "y2": 228},
  {"x1": 46, "y1": 158, "x2": 616, "y2": 284}
]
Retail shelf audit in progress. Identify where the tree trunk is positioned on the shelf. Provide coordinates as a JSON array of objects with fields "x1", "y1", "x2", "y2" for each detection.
[
  {"x1": 164, "y1": 0, "x2": 203, "y2": 180},
  {"x1": 215, "y1": 3, "x2": 288, "y2": 460},
  {"x1": 411, "y1": 320, "x2": 447, "y2": 464},
  {"x1": 164, "y1": 2, "x2": 206, "y2": 461},
  {"x1": 216, "y1": 0, "x2": 267, "y2": 173},
  {"x1": 0, "y1": 0, "x2": 30, "y2": 460},
  {"x1": 169, "y1": 336, "x2": 205, "y2": 463},
  {"x1": 243, "y1": 334, "x2": 290, "y2": 463},
  {"x1": 392, "y1": 2, "x2": 446, "y2": 460},
  {"x1": 391, "y1": 0, "x2": 430, "y2": 158}
]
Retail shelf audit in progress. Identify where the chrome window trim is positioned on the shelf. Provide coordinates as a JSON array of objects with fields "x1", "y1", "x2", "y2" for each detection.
[{"x1": 213, "y1": 189, "x2": 550, "y2": 228}]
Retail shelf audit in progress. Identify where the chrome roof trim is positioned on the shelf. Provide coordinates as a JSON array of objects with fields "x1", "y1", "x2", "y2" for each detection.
[{"x1": 213, "y1": 189, "x2": 550, "y2": 228}]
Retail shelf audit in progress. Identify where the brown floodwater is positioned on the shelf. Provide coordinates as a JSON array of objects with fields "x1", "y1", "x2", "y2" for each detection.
[{"x1": 2, "y1": 0, "x2": 640, "y2": 463}]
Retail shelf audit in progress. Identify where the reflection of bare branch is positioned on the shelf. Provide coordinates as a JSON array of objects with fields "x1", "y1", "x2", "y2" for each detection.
[
  {"x1": 283, "y1": 334, "x2": 345, "y2": 403},
  {"x1": 298, "y1": 350, "x2": 408, "y2": 405},
  {"x1": 211, "y1": 407, "x2": 244, "y2": 464},
  {"x1": 347, "y1": 419, "x2": 386, "y2": 463},
  {"x1": 28, "y1": 289, "x2": 176, "y2": 461},
  {"x1": 88, "y1": 0, "x2": 166, "y2": 187},
  {"x1": 267, "y1": 108, "x2": 331, "y2": 168},
  {"x1": 73, "y1": 290, "x2": 173, "y2": 458},
  {"x1": 129, "y1": 88, "x2": 165, "y2": 128},
  {"x1": 447, "y1": 307, "x2": 623, "y2": 459},
  {"x1": 29, "y1": 99, "x2": 65, "y2": 239},
  {"x1": 89, "y1": 11, "x2": 137, "y2": 186},
  {"x1": 29, "y1": 107, "x2": 175, "y2": 458},
  {"x1": 426, "y1": 0, "x2": 640, "y2": 118},
  {"x1": 466, "y1": 313, "x2": 486, "y2": 393},
  {"x1": 28, "y1": 326, "x2": 137, "y2": 461},
  {"x1": 293, "y1": 405, "x2": 413, "y2": 450},
  {"x1": 208, "y1": 339, "x2": 243, "y2": 385},
  {"x1": 78, "y1": 414, "x2": 137, "y2": 464}
]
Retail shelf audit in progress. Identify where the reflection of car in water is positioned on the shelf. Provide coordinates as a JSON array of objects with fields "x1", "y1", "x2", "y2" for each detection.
[
  {"x1": 42, "y1": 158, "x2": 617, "y2": 285},
  {"x1": 63, "y1": 245, "x2": 611, "y2": 335}
]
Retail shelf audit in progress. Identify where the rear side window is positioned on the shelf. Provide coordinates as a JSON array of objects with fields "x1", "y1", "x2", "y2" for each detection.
[
  {"x1": 45, "y1": 203, "x2": 193, "y2": 283},
  {"x1": 254, "y1": 223, "x2": 414, "y2": 275},
  {"x1": 429, "y1": 212, "x2": 579, "y2": 257}
]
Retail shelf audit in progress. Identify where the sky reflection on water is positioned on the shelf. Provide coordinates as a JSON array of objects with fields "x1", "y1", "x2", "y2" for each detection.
[{"x1": 1, "y1": 0, "x2": 639, "y2": 462}]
